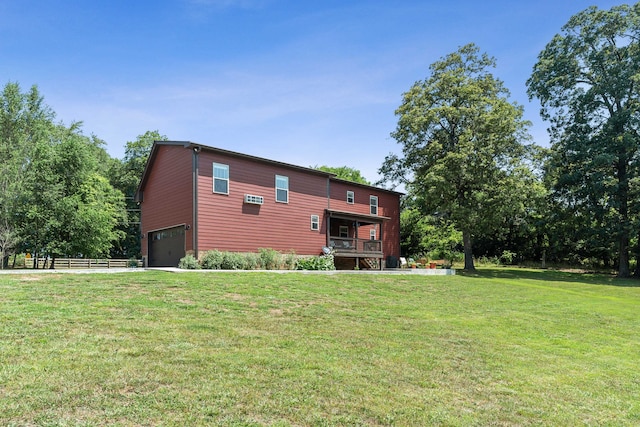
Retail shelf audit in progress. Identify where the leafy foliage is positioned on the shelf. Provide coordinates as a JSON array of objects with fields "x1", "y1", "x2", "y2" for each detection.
[
  {"x1": 527, "y1": 4, "x2": 640, "y2": 277},
  {"x1": 258, "y1": 247, "x2": 281, "y2": 270},
  {"x1": 178, "y1": 254, "x2": 200, "y2": 269},
  {"x1": 314, "y1": 165, "x2": 371, "y2": 185},
  {"x1": 0, "y1": 82, "x2": 127, "y2": 264},
  {"x1": 295, "y1": 251, "x2": 335, "y2": 271},
  {"x1": 400, "y1": 206, "x2": 462, "y2": 264},
  {"x1": 195, "y1": 249, "x2": 300, "y2": 270},
  {"x1": 381, "y1": 44, "x2": 540, "y2": 270}
]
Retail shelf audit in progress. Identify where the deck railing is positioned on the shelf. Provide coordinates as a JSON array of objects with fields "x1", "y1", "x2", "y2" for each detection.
[{"x1": 329, "y1": 237, "x2": 382, "y2": 254}]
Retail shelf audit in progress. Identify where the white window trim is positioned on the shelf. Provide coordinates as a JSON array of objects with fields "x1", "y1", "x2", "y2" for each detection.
[
  {"x1": 370, "y1": 195, "x2": 378, "y2": 215},
  {"x1": 339, "y1": 226, "x2": 349, "y2": 238},
  {"x1": 275, "y1": 175, "x2": 289, "y2": 203},
  {"x1": 347, "y1": 190, "x2": 354, "y2": 204},
  {"x1": 370, "y1": 228, "x2": 376, "y2": 240},
  {"x1": 311, "y1": 215, "x2": 319, "y2": 231},
  {"x1": 213, "y1": 163, "x2": 229, "y2": 195}
]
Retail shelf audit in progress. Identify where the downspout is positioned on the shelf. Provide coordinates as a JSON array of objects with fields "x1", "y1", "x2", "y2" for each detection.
[
  {"x1": 192, "y1": 146, "x2": 200, "y2": 258},
  {"x1": 379, "y1": 221, "x2": 384, "y2": 270},
  {"x1": 326, "y1": 178, "x2": 331, "y2": 247}
]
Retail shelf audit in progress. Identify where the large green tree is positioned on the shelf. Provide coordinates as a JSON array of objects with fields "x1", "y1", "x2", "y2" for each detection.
[
  {"x1": 17, "y1": 123, "x2": 127, "y2": 264},
  {"x1": 380, "y1": 44, "x2": 538, "y2": 270},
  {"x1": 527, "y1": 4, "x2": 640, "y2": 277},
  {"x1": 0, "y1": 82, "x2": 127, "y2": 266},
  {"x1": 0, "y1": 83, "x2": 56, "y2": 265}
]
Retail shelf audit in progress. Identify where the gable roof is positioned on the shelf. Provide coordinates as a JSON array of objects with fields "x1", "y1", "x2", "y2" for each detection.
[{"x1": 136, "y1": 140, "x2": 403, "y2": 201}]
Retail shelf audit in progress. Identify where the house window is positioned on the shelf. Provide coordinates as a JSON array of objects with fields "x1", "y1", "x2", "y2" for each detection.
[
  {"x1": 370, "y1": 195, "x2": 378, "y2": 215},
  {"x1": 339, "y1": 226, "x2": 349, "y2": 238},
  {"x1": 347, "y1": 191, "x2": 354, "y2": 204},
  {"x1": 213, "y1": 163, "x2": 229, "y2": 194},
  {"x1": 370, "y1": 228, "x2": 376, "y2": 240},
  {"x1": 311, "y1": 215, "x2": 319, "y2": 231},
  {"x1": 275, "y1": 175, "x2": 289, "y2": 203}
]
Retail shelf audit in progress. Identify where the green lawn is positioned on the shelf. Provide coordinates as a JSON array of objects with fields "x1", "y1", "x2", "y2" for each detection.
[{"x1": 1, "y1": 269, "x2": 639, "y2": 426}]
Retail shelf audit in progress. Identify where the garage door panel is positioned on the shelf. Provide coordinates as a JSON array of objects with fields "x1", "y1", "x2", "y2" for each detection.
[{"x1": 148, "y1": 226, "x2": 186, "y2": 267}]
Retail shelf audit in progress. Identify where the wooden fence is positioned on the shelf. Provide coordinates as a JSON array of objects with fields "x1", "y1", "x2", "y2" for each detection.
[{"x1": 25, "y1": 258, "x2": 143, "y2": 269}]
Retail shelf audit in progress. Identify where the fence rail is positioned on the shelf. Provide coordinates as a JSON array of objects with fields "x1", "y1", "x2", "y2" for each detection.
[{"x1": 25, "y1": 258, "x2": 143, "y2": 269}]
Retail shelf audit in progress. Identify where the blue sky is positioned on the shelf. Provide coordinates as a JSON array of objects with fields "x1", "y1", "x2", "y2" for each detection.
[{"x1": 0, "y1": 0, "x2": 624, "y2": 183}]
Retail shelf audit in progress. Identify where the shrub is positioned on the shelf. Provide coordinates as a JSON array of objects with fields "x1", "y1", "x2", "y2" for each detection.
[
  {"x1": 128, "y1": 258, "x2": 139, "y2": 268},
  {"x1": 196, "y1": 249, "x2": 299, "y2": 270},
  {"x1": 281, "y1": 250, "x2": 297, "y2": 270},
  {"x1": 221, "y1": 251, "x2": 244, "y2": 270},
  {"x1": 242, "y1": 252, "x2": 261, "y2": 270},
  {"x1": 200, "y1": 250, "x2": 224, "y2": 269},
  {"x1": 178, "y1": 254, "x2": 200, "y2": 269},
  {"x1": 500, "y1": 250, "x2": 516, "y2": 265},
  {"x1": 296, "y1": 251, "x2": 335, "y2": 271},
  {"x1": 259, "y1": 248, "x2": 280, "y2": 270}
]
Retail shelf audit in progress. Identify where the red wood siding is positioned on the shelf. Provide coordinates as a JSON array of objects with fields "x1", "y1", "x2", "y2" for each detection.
[
  {"x1": 140, "y1": 145, "x2": 193, "y2": 257},
  {"x1": 376, "y1": 191, "x2": 401, "y2": 258},
  {"x1": 196, "y1": 151, "x2": 328, "y2": 255}
]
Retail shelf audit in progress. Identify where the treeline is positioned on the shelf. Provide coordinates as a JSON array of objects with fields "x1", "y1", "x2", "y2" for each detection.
[
  {"x1": 382, "y1": 4, "x2": 640, "y2": 276},
  {"x1": 0, "y1": 82, "x2": 160, "y2": 268}
]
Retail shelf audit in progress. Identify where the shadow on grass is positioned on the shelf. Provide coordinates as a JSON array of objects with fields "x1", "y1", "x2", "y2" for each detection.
[{"x1": 457, "y1": 267, "x2": 640, "y2": 287}]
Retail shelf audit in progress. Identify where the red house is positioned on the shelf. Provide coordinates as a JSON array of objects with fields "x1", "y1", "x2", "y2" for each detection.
[{"x1": 136, "y1": 141, "x2": 402, "y2": 269}]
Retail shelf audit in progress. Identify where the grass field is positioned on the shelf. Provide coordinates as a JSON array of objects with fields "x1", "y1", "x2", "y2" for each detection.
[{"x1": 0, "y1": 269, "x2": 639, "y2": 426}]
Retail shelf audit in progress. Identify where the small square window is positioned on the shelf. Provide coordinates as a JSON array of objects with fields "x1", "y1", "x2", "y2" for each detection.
[
  {"x1": 347, "y1": 191, "x2": 354, "y2": 204},
  {"x1": 213, "y1": 163, "x2": 229, "y2": 194},
  {"x1": 339, "y1": 226, "x2": 349, "y2": 238},
  {"x1": 311, "y1": 215, "x2": 319, "y2": 231},
  {"x1": 370, "y1": 195, "x2": 378, "y2": 215}
]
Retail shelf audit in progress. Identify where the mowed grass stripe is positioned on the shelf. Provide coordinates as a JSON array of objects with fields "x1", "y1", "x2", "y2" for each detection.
[{"x1": 0, "y1": 270, "x2": 639, "y2": 426}]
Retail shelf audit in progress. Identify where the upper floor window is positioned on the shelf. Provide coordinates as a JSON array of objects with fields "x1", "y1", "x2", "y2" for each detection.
[
  {"x1": 213, "y1": 163, "x2": 229, "y2": 194},
  {"x1": 310, "y1": 215, "x2": 319, "y2": 231},
  {"x1": 339, "y1": 225, "x2": 349, "y2": 238},
  {"x1": 370, "y1": 195, "x2": 378, "y2": 215},
  {"x1": 275, "y1": 175, "x2": 289, "y2": 203},
  {"x1": 370, "y1": 228, "x2": 377, "y2": 240},
  {"x1": 347, "y1": 191, "x2": 354, "y2": 204}
]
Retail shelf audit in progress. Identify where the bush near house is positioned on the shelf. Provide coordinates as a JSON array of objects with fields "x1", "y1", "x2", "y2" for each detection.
[{"x1": 179, "y1": 249, "x2": 336, "y2": 271}]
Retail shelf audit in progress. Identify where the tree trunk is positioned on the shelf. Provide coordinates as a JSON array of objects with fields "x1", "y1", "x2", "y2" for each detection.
[
  {"x1": 616, "y1": 157, "x2": 630, "y2": 278},
  {"x1": 618, "y1": 235, "x2": 630, "y2": 277},
  {"x1": 634, "y1": 231, "x2": 640, "y2": 277},
  {"x1": 463, "y1": 231, "x2": 475, "y2": 270}
]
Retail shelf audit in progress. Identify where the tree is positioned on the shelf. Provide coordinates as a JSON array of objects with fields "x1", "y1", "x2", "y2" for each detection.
[
  {"x1": 527, "y1": 4, "x2": 640, "y2": 277},
  {"x1": 0, "y1": 222, "x2": 17, "y2": 269},
  {"x1": 0, "y1": 82, "x2": 128, "y2": 266},
  {"x1": 380, "y1": 44, "x2": 538, "y2": 270},
  {"x1": 313, "y1": 165, "x2": 371, "y2": 185},
  {"x1": 108, "y1": 130, "x2": 166, "y2": 258},
  {"x1": 400, "y1": 203, "x2": 462, "y2": 265},
  {"x1": 17, "y1": 123, "x2": 127, "y2": 264},
  {"x1": 0, "y1": 82, "x2": 57, "y2": 263}
]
